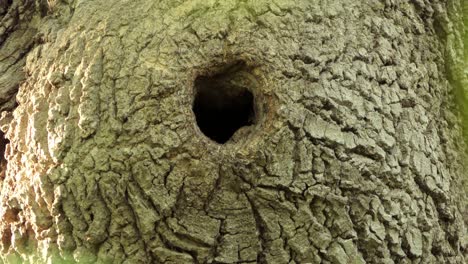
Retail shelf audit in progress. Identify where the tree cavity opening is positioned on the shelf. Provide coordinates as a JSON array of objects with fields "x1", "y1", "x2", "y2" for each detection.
[{"x1": 193, "y1": 61, "x2": 257, "y2": 144}]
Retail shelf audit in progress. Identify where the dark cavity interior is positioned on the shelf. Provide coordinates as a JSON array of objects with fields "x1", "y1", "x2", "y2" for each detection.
[{"x1": 193, "y1": 62, "x2": 256, "y2": 144}]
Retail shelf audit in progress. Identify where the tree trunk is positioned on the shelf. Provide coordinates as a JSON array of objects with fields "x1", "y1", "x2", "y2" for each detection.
[{"x1": 0, "y1": 0, "x2": 466, "y2": 263}]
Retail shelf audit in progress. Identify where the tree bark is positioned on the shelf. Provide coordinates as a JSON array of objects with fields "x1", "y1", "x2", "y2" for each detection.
[{"x1": 0, "y1": 0, "x2": 466, "y2": 263}]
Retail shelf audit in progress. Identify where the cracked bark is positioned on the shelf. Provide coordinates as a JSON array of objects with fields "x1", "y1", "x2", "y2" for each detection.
[{"x1": 0, "y1": 0, "x2": 467, "y2": 263}]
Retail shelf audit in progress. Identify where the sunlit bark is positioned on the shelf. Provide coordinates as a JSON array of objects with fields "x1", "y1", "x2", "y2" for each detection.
[{"x1": 0, "y1": 0, "x2": 466, "y2": 263}]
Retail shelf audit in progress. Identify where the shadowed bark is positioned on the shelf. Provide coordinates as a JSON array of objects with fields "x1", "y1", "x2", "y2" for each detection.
[{"x1": 0, "y1": 0, "x2": 466, "y2": 263}]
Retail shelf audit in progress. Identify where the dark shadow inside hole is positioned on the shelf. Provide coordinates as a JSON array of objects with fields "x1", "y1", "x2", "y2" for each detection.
[{"x1": 193, "y1": 63, "x2": 256, "y2": 144}]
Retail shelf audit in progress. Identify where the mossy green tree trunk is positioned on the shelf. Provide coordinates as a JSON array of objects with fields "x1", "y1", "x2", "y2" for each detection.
[{"x1": 0, "y1": 0, "x2": 466, "y2": 263}]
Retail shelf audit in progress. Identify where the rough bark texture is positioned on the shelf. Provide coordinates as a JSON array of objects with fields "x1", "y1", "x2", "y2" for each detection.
[{"x1": 0, "y1": 0, "x2": 467, "y2": 263}]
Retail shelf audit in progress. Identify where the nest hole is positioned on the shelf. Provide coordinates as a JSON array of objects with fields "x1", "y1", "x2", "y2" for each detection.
[{"x1": 193, "y1": 61, "x2": 257, "y2": 144}]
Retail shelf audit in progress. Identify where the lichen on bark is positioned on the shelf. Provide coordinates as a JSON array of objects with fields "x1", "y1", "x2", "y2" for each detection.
[{"x1": 0, "y1": 0, "x2": 467, "y2": 263}]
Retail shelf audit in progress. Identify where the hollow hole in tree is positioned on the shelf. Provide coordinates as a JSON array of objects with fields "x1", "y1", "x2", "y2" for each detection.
[{"x1": 193, "y1": 61, "x2": 257, "y2": 144}]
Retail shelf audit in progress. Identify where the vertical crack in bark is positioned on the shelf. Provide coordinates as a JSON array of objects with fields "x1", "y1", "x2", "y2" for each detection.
[
  {"x1": 0, "y1": 130, "x2": 8, "y2": 181},
  {"x1": 124, "y1": 184, "x2": 151, "y2": 262},
  {"x1": 157, "y1": 221, "x2": 199, "y2": 264},
  {"x1": 245, "y1": 193, "x2": 268, "y2": 264}
]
